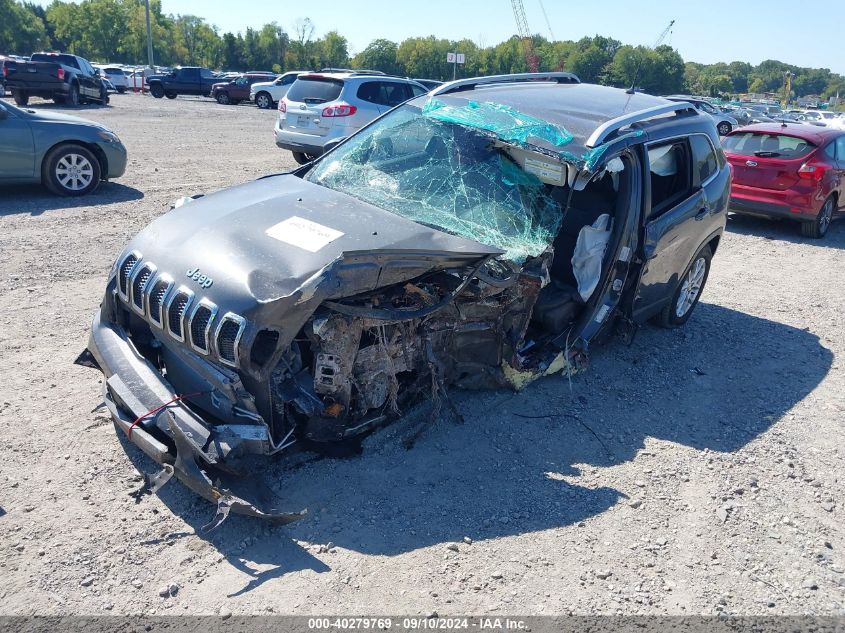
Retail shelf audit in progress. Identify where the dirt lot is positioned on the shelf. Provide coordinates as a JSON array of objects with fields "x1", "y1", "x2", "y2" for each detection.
[{"x1": 0, "y1": 93, "x2": 843, "y2": 617}]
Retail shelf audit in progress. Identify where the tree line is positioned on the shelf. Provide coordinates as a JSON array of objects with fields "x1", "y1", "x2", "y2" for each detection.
[{"x1": 3, "y1": 0, "x2": 843, "y2": 99}]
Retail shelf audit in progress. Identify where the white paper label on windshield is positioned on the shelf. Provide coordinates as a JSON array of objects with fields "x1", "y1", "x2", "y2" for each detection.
[
  {"x1": 266, "y1": 216, "x2": 344, "y2": 252},
  {"x1": 523, "y1": 157, "x2": 564, "y2": 183}
]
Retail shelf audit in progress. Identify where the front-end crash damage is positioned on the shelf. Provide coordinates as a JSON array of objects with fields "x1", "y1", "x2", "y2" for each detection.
[{"x1": 80, "y1": 93, "x2": 641, "y2": 527}]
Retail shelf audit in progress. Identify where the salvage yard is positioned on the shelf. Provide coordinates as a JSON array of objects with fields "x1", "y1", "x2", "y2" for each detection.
[{"x1": 0, "y1": 93, "x2": 844, "y2": 616}]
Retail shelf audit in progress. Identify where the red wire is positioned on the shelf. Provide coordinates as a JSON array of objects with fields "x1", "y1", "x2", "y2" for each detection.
[{"x1": 127, "y1": 391, "x2": 206, "y2": 440}]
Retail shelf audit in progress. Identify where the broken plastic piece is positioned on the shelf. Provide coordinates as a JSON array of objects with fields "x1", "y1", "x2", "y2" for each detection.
[{"x1": 129, "y1": 412, "x2": 307, "y2": 529}]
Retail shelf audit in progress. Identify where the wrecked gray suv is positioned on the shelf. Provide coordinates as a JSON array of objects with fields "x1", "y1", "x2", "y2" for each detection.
[{"x1": 80, "y1": 73, "x2": 729, "y2": 527}]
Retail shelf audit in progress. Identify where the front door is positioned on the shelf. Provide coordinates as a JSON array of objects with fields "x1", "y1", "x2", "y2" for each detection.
[
  {"x1": 633, "y1": 138, "x2": 710, "y2": 320},
  {"x1": 0, "y1": 105, "x2": 35, "y2": 179}
]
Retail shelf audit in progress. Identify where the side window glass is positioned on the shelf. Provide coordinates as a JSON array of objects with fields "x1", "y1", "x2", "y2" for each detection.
[
  {"x1": 647, "y1": 141, "x2": 692, "y2": 218},
  {"x1": 410, "y1": 84, "x2": 428, "y2": 97},
  {"x1": 284, "y1": 74, "x2": 297, "y2": 85},
  {"x1": 823, "y1": 143, "x2": 836, "y2": 160},
  {"x1": 689, "y1": 135, "x2": 718, "y2": 185},
  {"x1": 383, "y1": 83, "x2": 408, "y2": 107},
  {"x1": 356, "y1": 81, "x2": 381, "y2": 104},
  {"x1": 836, "y1": 137, "x2": 845, "y2": 161}
]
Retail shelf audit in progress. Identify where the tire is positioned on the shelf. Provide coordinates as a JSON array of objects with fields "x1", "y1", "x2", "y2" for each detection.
[
  {"x1": 215, "y1": 91, "x2": 230, "y2": 105},
  {"x1": 255, "y1": 91, "x2": 272, "y2": 109},
  {"x1": 657, "y1": 245, "x2": 713, "y2": 328},
  {"x1": 165, "y1": 91, "x2": 177, "y2": 100},
  {"x1": 801, "y1": 196, "x2": 835, "y2": 239},
  {"x1": 150, "y1": 83, "x2": 164, "y2": 98},
  {"x1": 13, "y1": 90, "x2": 28, "y2": 106},
  {"x1": 66, "y1": 83, "x2": 80, "y2": 107},
  {"x1": 98, "y1": 85, "x2": 109, "y2": 105},
  {"x1": 117, "y1": 87, "x2": 126, "y2": 94},
  {"x1": 42, "y1": 143, "x2": 101, "y2": 196},
  {"x1": 292, "y1": 151, "x2": 316, "y2": 165},
  {"x1": 717, "y1": 121, "x2": 731, "y2": 136}
]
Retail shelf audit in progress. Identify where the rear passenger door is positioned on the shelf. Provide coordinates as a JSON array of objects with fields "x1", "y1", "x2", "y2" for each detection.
[{"x1": 633, "y1": 138, "x2": 713, "y2": 320}]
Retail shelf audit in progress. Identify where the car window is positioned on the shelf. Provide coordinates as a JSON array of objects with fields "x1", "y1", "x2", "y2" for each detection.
[
  {"x1": 283, "y1": 74, "x2": 298, "y2": 85},
  {"x1": 234, "y1": 76, "x2": 247, "y2": 85},
  {"x1": 836, "y1": 136, "x2": 845, "y2": 161},
  {"x1": 647, "y1": 141, "x2": 692, "y2": 217},
  {"x1": 306, "y1": 103, "x2": 564, "y2": 262},
  {"x1": 722, "y1": 132, "x2": 816, "y2": 159},
  {"x1": 410, "y1": 84, "x2": 428, "y2": 97},
  {"x1": 823, "y1": 143, "x2": 836, "y2": 160},
  {"x1": 357, "y1": 81, "x2": 411, "y2": 107},
  {"x1": 200, "y1": 68, "x2": 214, "y2": 78},
  {"x1": 689, "y1": 135, "x2": 718, "y2": 185},
  {"x1": 287, "y1": 77, "x2": 344, "y2": 103}
]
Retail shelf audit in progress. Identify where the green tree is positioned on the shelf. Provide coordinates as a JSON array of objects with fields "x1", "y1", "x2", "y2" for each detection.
[
  {"x1": 353, "y1": 38, "x2": 400, "y2": 74},
  {"x1": 0, "y1": 0, "x2": 50, "y2": 53},
  {"x1": 317, "y1": 30, "x2": 348, "y2": 68}
]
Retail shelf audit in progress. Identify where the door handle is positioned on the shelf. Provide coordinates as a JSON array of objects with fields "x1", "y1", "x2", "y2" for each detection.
[{"x1": 694, "y1": 208, "x2": 708, "y2": 221}]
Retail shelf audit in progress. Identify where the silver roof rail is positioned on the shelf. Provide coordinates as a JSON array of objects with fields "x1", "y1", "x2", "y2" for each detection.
[
  {"x1": 431, "y1": 72, "x2": 580, "y2": 96},
  {"x1": 586, "y1": 102, "x2": 699, "y2": 148}
]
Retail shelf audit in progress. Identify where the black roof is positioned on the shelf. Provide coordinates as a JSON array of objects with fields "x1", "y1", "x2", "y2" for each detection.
[{"x1": 431, "y1": 82, "x2": 672, "y2": 162}]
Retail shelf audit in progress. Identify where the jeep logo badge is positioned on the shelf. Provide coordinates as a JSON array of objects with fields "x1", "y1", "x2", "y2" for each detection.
[{"x1": 186, "y1": 267, "x2": 213, "y2": 289}]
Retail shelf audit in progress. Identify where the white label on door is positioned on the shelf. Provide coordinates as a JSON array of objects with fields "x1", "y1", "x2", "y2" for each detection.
[{"x1": 266, "y1": 216, "x2": 344, "y2": 252}]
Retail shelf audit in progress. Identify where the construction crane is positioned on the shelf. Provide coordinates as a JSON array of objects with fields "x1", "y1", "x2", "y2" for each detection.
[
  {"x1": 511, "y1": 0, "x2": 539, "y2": 73},
  {"x1": 538, "y1": 0, "x2": 555, "y2": 40},
  {"x1": 627, "y1": 19, "x2": 675, "y2": 93},
  {"x1": 653, "y1": 19, "x2": 675, "y2": 48}
]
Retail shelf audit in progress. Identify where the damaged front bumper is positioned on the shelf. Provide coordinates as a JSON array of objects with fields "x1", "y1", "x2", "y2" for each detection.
[{"x1": 84, "y1": 311, "x2": 306, "y2": 529}]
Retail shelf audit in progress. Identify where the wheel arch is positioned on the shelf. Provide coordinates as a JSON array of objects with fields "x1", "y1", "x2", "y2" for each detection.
[{"x1": 39, "y1": 139, "x2": 107, "y2": 182}]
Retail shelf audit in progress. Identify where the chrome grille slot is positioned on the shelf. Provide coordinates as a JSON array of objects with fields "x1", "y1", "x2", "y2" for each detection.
[
  {"x1": 117, "y1": 252, "x2": 139, "y2": 301},
  {"x1": 188, "y1": 300, "x2": 217, "y2": 354},
  {"x1": 130, "y1": 263, "x2": 156, "y2": 314},
  {"x1": 215, "y1": 313, "x2": 245, "y2": 367},
  {"x1": 165, "y1": 287, "x2": 194, "y2": 341},
  {"x1": 146, "y1": 275, "x2": 173, "y2": 327}
]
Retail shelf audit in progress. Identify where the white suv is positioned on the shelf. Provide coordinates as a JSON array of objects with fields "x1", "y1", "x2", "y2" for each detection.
[
  {"x1": 250, "y1": 71, "x2": 309, "y2": 109},
  {"x1": 274, "y1": 72, "x2": 428, "y2": 164}
]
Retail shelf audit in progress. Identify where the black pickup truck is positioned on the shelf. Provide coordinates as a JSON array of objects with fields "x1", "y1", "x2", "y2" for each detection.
[
  {"x1": 5, "y1": 52, "x2": 108, "y2": 107},
  {"x1": 147, "y1": 67, "x2": 220, "y2": 99}
]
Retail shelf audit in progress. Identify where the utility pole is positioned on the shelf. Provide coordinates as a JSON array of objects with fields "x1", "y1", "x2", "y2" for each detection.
[{"x1": 144, "y1": 0, "x2": 155, "y2": 69}]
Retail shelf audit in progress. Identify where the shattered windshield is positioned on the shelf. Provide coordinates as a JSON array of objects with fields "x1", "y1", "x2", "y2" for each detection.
[{"x1": 306, "y1": 102, "x2": 567, "y2": 262}]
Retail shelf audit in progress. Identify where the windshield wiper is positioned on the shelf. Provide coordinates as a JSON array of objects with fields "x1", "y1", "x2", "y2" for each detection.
[{"x1": 754, "y1": 151, "x2": 781, "y2": 158}]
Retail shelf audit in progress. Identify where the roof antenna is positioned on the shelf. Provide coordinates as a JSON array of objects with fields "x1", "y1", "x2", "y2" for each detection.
[{"x1": 627, "y1": 19, "x2": 674, "y2": 95}]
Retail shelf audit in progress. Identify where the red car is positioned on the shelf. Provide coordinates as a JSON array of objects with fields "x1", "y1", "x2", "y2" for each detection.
[
  {"x1": 210, "y1": 72, "x2": 275, "y2": 105},
  {"x1": 722, "y1": 123, "x2": 845, "y2": 238}
]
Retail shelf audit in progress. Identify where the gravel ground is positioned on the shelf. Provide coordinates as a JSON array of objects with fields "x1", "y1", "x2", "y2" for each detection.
[{"x1": 0, "y1": 94, "x2": 843, "y2": 617}]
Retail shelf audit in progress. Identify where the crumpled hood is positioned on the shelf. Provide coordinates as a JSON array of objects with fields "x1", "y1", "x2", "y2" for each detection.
[{"x1": 123, "y1": 174, "x2": 501, "y2": 308}]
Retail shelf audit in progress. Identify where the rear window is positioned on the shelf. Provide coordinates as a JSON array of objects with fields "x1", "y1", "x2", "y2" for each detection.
[
  {"x1": 103, "y1": 67, "x2": 122, "y2": 74},
  {"x1": 31, "y1": 53, "x2": 78, "y2": 68},
  {"x1": 286, "y1": 77, "x2": 343, "y2": 104},
  {"x1": 722, "y1": 132, "x2": 816, "y2": 159}
]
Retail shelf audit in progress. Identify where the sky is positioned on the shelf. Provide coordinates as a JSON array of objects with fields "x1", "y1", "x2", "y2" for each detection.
[{"x1": 33, "y1": 0, "x2": 845, "y2": 74}]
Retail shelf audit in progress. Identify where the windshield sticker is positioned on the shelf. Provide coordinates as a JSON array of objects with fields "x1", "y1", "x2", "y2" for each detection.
[
  {"x1": 266, "y1": 216, "x2": 344, "y2": 252},
  {"x1": 523, "y1": 157, "x2": 564, "y2": 182}
]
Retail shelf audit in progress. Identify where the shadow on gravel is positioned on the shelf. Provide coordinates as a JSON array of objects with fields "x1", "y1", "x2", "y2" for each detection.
[
  {"x1": 0, "y1": 182, "x2": 143, "y2": 216},
  {"x1": 114, "y1": 302, "x2": 832, "y2": 591},
  {"x1": 727, "y1": 212, "x2": 845, "y2": 249}
]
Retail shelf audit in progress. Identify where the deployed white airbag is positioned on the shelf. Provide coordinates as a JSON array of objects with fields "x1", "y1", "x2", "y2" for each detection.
[{"x1": 572, "y1": 213, "x2": 612, "y2": 302}]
